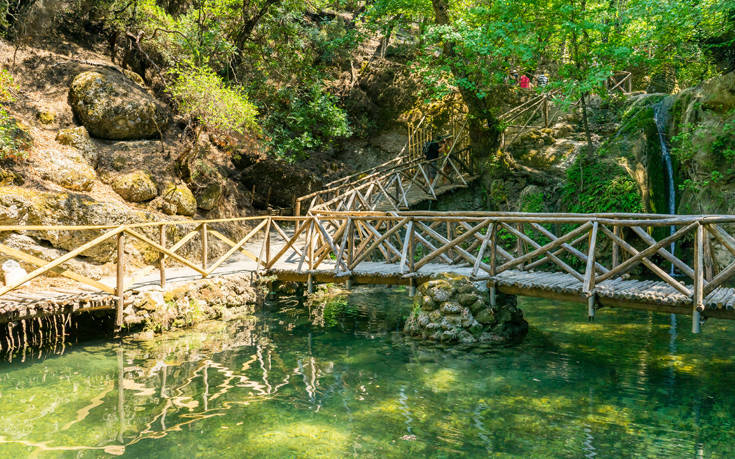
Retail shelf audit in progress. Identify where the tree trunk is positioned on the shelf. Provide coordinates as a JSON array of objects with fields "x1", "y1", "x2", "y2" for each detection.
[{"x1": 430, "y1": 0, "x2": 501, "y2": 164}]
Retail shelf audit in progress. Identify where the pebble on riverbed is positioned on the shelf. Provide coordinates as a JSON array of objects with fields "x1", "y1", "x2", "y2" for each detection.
[{"x1": 403, "y1": 274, "x2": 528, "y2": 346}]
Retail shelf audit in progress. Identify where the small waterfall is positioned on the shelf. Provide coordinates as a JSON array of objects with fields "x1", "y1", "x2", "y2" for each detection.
[
  {"x1": 655, "y1": 100, "x2": 679, "y2": 368},
  {"x1": 653, "y1": 101, "x2": 676, "y2": 275}
]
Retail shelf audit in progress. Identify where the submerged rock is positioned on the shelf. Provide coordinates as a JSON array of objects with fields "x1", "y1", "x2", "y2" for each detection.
[
  {"x1": 404, "y1": 273, "x2": 528, "y2": 347},
  {"x1": 69, "y1": 70, "x2": 169, "y2": 140}
]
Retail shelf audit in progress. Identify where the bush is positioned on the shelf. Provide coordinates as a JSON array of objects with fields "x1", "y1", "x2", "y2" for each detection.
[
  {"x1": 167, "y1": 64, "x2": 259, "y2": 137},
  {"x1": 0, "y1": 69, "x2": 31, "y2": 159},
  {"x1": 264, "y1": 85, "x2": 352, "y2": 161},
  {"x1": 562, "y1": 155, "x2": 643, "y2": 214}
]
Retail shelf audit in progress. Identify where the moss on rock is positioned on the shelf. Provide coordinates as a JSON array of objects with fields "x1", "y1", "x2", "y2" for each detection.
[
  {"x1": 69, "y1": 70, "x2": 169, "y2": 140},
  {"x1": 404, "y1": 273, "x2": 527, "y2": 347},
  {"x1": 111, "y1": 170, "x2": 158, "y2": 202}
]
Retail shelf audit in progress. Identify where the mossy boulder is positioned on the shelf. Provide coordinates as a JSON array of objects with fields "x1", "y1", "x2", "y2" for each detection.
[
  {"x1": 111, "y1": 170, "x2": 157, "y2": 202},
  {"x1": 69, "y1": 70, "x2": 169, "y2": 140},
  {"x1": 56, "y1": 126, "x2": 98, "y2": 167},
  {"x1": 37, "y1": 110, "x2": 55, "y2": 125},
  {"x1": 196, "y1": 182, "x2": 222, "y2": 211},
  {"x1": 156, "y1": 182, "x2": 197, "y2": 216},
  {"x1": 404, "y1": 273, "x2": 527, "y2": 347}
]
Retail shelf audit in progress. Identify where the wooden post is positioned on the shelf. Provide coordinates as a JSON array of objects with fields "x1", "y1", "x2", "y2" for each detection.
[
  {"x1": 543, "y1": 95, "x2": 549, "y2": 128},
  {"x1": 408, "y1": 278, "x2": 416, "y2": 297},
  {"x1": 693, "y1": 223, "x2": 704, "y2": 333},
  {"x1": 627, "y1": 74, "x2": 632, "y2": 93},
  {"x1": 408, "y1": 218, "x2": 416, "y2": 274},
  {"x1": 584, "y1": 222, "x2": 599, "y2": 320},
  {"x1": 447, "y1": 221, "x2": 453, "y2": 262},
  {"x1": 704, "y1": 229, "x2": 714, "y2": 282},
  {"x1": 264, "y1": 218, "x2": 272, "y2": 267},
  {"x1": 200, "y1": 223, "x2": 208, "y2": 272},
  {"x1": 307, "y1": 273, "x2": 314, "y2": 294},
  {"x1": 612, "y1": 225, "x2": 620, "y2": 268},
  {"x1": 159, "y1": 225, "x2": 166, "y2": 289},
  {"x1": 295, "y1": 199, "x2": 301, "y2": 217},
  {"x1": 516, "y1": 223, "x2": 525, "y2": 270},
  {"x1": 116, "y1": 232, "x2": 125, "y2": 333},
  {"x1": 489, "y1": 224, "x2": 497, "y2": 307}
]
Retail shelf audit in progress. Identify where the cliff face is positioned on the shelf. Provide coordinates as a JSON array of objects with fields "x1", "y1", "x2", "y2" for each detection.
[{"x1": 666, "y1": 72, "x2": 735, "y2": 215}]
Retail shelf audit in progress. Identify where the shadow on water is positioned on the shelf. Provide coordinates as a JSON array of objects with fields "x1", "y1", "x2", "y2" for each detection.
[{"x1": 0, "y1": 287, "x2": 733, "y2": 457}]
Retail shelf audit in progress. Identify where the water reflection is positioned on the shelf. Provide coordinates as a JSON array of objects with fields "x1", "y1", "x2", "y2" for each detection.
[{"x1": 0, "y1": 288, "x2": 733, "y2": 457}]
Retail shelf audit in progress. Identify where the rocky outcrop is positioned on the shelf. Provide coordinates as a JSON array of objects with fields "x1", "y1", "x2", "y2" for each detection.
[
  {"x1": 111, "y1": 170, "x2": 158, "y2": 202},
  {"x1": 0, "y1": 185, "x2": 152, "y2": 262},
  {"x1": 404, "y1": 274, "x2": 528, "y2": 346},
  {"x1": 669, "y1": 71, "x2": 735, "y2": 217},
  {"x1": 55, "y1": 126, "x2": 97, "y2": 165},
  {"x1": 34, "y1": 148, "x2": 97, "y2": 192},
  {"x1": 196, "y1": 182, "x2": 222, "y2": 211},
  {"x1": 68, "y1": 70, "x2": 169, "y2": 140}
]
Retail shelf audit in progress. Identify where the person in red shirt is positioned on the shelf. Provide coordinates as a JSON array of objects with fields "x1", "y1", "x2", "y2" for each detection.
[{"x1": 519, "y1": 74, "x2": 531, "y2": 89}]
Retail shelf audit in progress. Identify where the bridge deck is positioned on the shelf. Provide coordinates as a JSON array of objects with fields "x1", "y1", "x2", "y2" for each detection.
[{"x1": 268, "y1": 256, "x2": 735, "y2": 317}]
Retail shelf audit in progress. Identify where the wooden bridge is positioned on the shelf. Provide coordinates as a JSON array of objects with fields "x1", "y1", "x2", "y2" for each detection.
[{"x1": 0, "y1": 211, "x2": 734, "y2": 336}]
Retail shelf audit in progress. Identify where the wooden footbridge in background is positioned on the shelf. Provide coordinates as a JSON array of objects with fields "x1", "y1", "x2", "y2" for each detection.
[{"x1": 1, "y1": 211, "x2": 735, "y2": 336}]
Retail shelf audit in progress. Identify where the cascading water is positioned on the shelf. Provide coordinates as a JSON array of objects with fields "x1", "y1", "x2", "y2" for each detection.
[
  {"x1": 653, "y1": 101, "x2": 677, "y2": 274},
  {"x1": 654, "y1": 99, "x2": 678, "y2": 363}
]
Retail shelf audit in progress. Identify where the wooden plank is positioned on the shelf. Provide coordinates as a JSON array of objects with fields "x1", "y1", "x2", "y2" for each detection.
[
  {"x1": 497, "y1": 222, "x2": 590, "y2": 280},
  {"x1": 597, "y1": 222, "x2": 697, "y2": 283},
  {"x1": 124, "y1": 229, "x2": 208, "y2": 276},
  {"x1": 349, "y1": 217, "x2": 409, "y2": 269},
  {"x1": 414, "y1": 219, "x2": 491, "y2": 270},
  {"x1": 629, "y1": 225, "x2": 693, "y2": 279}
]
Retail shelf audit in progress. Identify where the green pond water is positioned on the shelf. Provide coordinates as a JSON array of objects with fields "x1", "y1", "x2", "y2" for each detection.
[{"x1": 0, "y1": 286, "x2": 734, "y2": 458}]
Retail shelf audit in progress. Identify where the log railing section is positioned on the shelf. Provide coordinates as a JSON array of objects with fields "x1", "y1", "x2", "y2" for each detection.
[
  {"x1": 1, "y1": 212, "x2": 734, "y2": 334},
  {"x1": 296, "y1": 122, "x2": 472, "y2": 215},
  {"x1": 606, "y1": 71, "x2": 633, "y2": 94}
]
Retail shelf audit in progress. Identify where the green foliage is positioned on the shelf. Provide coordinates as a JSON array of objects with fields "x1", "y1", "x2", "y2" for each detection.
[
  {"x1": 264, "y1": 85, "x2": 351, "y2": 161},
  {"x1": 167, "y1": 64, "x2": 259, "y2": 136},
  {"x1": 0, "y1": 69, "x2": 31, "y2": 160},
  {"x1": 562, "y1": 155, "x2": 643, "y2": 214},
  {"x1": 520, "y1": 191, "x2": 545, "y2": 213}
]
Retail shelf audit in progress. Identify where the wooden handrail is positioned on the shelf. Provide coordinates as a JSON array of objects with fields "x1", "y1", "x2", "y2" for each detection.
[{"x1": 2, "y1": 210, "x2": 734, "y2": 335}]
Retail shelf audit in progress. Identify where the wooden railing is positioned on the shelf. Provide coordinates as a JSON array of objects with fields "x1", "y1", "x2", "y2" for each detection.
[
  {"x1": 283, "y1": 211, "x2": 735, "y2": 332},
  {"x1": 3, "y1": 212, "x2": 734, "y2": 334},
  {"x1": 606, "y1": 71, "x2": 633, "y2": 94},
  {"x1": 295, "y1": 118, "x2": 472, "y2": 215}
]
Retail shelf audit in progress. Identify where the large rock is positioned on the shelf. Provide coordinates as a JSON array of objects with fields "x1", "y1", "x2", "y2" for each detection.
[
  {"x1": 68, "y1": 70, "x2": 169, "y2": 140},
  {"x1": 111, "y1": 170, "x2": 158, "y2": 202},
  {"x1": 404, "y1": 274, "x2": 528, "y2": 347},
  {"x1": 0, "y1": 185, "x2": 152, "y2": 262},
  {"x1": 155, "y1": 182, "x2": 196, "y2": 216},
  {"x1": 196, "y1": 182, "x2": 222, "y2": 211},
  {"x1": 34, "y1": 148, "x2": 97, "y2": 192}
]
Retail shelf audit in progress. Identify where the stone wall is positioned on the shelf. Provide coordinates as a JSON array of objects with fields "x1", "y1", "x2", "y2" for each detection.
[
  {"x1": 124, "y1": 273, "x2": 265, "y2": 332},
  {"x1": 403, "y1": 274, "x2": 528, "y2": 346}
]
